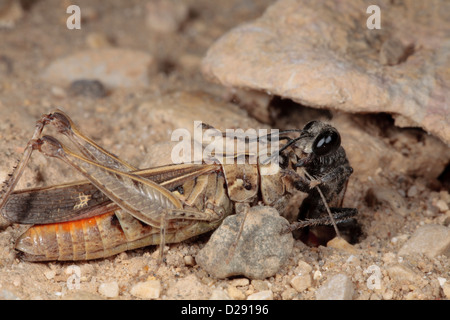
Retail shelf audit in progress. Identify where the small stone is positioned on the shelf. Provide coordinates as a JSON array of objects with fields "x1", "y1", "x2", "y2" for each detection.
[
  {"x1": 407, "y1": 185, "x2": 418, "y2": 198},
  {"x1": 346, "y1": 255, "x2": 360, "y2": 266},
  {"x1": 290, "y1": 274, "x2": 312, "y2": 293},
  {"x1": 43, "y1": 270, "x2": 56, "y2": 280},
  {"x1": 327, "y1": 237, "x2": 358, "y2": 254},
  {"x1": 130, "y1": 280, "x2": 161, "y2": 299},
  {"x1": 295, "y1": 260, "x2": 313, "y2": 274},
  {"x1": 434, "y1": 200, "x2": 449, "y2": 213},
  {"x1": 145, "y1": 0, "x2": 189, "y2": 33},
  {"x1": 196, "y1": 206, "x2": 294, "y2": 279},
  {"x1": 68, "y1": 79, "x2": 107, "y2": 98},
  {"x1": 165, "y1": 275, "x2": 210, "y2": 300},
  {"x1": 251, "y1": 280, "x2": 270, "y2": 291},
  {"x1": 0, "y1": 289, "x2": 20, "y2": 300},
  {"x1": 98, "y1": 281, "x2": 119, "y2": 298},
  {"x1": 398, "y1": 224, "x2": 450, "y2": 258},
  {"x1": 183, "y1": 255, "x2": 195, "y2": 266},
  {"x1": 247, "y1": 290, "x2": 273, "y2": 300},
  {"x1": 442, "y1": 283, "x2": 450, "y2": 299},
  {"x1": 209, "y1": 289, "x2": 231, "y2": 300},
  {"x1": 315, "y1": 274, "x2": 354, "y2": 300},
  {"x1": 230, "y1": 278, "x2": 250, "y2": 287},
  {"x1": 313, "y1": 270, "x2": 323, "y2": 281},
  {"x1": 386, "y1": 264, "x2": 423, "y2": 285},
  {"x1": 63, "y1": 291, "x2": 104, "y2": 300},
  {"x1": 50, "y1": 86, "x2": 66, "y2": 98},
  {"x1": 281, "y1": 288, "x2": 297, "y2": 300},
  {"x1": 382, "y1": 290, "x2": 395, "y2": 300},
  {"x1": 227, "y1": 286, "x2": 246, "y2": 300}
]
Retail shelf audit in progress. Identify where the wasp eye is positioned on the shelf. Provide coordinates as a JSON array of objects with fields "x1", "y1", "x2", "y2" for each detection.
[{"x1": 312, "y1": 130, "x2": 341, "y2": 156}]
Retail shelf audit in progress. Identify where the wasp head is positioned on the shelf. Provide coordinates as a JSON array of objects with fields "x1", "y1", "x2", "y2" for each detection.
[{"x1": 291, "y1": 121, "x2": 341, "y2": 168}]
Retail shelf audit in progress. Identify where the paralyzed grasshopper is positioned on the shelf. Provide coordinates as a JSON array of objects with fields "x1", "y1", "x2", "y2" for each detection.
[{"x1": 0, "y1": 109, "x2": 357, "y2": 261}]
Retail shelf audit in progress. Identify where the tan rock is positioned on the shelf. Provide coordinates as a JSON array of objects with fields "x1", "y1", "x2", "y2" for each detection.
[
  {"x1": 398, "y1": 224, "x2": 450, "y2": 258},
  {"x1": 290, "y1": 274, "x2": 311, "y2": 293},
  {"x1": 130, "y1": 280, "x2": 161, "y2": 299},
  {"x1": 202, "y1": 0, "x2": 450, "y2": 146},
  {"x1": 247, "y1": 290, "x2": 273, "y2": 300},
  {"x1": 315, "y1": 274, "x2": 354, "y2": 300},
  {"x1": 42, "y1": 48, "x2": 156, "y2": 88},
  {"x1": 327, "y1": 237, "x2": 358, "y2": 254}
]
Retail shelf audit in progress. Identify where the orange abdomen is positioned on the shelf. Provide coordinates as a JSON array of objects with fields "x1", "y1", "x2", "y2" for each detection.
[{"x1": 15, "y1": 211, "x2": 129, "y2": 261}]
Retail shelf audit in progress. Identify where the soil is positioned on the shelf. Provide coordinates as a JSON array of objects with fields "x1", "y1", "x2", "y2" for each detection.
[{"x1": 0, "y1": 0, "x2": 448, "y2": 301}]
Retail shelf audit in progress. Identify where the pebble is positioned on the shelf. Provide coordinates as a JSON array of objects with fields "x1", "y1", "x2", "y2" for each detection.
[
  {"x1": 165, "y1": 275, "x2": 210, "y2": 300},
  {"x1": 130, "y1": 280, "x2": 161, "y2": 299},
  {"x1": 227, "y1": 286, "x2": 245, "y2": 300},
  {"x1": 442, "y1": 283, "x2": 450, "y2": 299},
  {"x1": 398, "y1": 224, "x2": 450, "y2": 258},
  {"x1": 0, "y1": 289, "x2": 20, "y2": 300},
  {"x1": 327, "y1": 237, "x2": 358, "y2": 254},
  {"x1": 281, "y1": 288, "x2": 297, "y2": 300},
  {"x1": 290, "y1": 274, "x2": 311, "y2": 293},
  {"x1": 434, "y1": 200, "x2": 449, "y2": 213},
  {"x1": 407, "y1": 185, "x2": 418, "y2": 198},
  {"x1": 313, "y1": 270, "x2": 323, "y2": 281},
  {"x1": 43, "y1": 270, "x2": 56, "y2": 280},
  {"x1": 196, "y1": 206, "x2": 294, "y2": 279},
  {"x1": 295, "y1": 260, "x2": 313, "y2": 274},
  {"x1": 98, "y1": 281, "x2": 119, "y2": 298},
  {"x1": 251, "y1": 280, "x2": 270, "y2": 291},
  {"x1": 386, "y1": 264, "x2": 424, "y2": 286},
  {"x1": 145, "y1": 0, "x2": 189, "y2": 33},
  {"x1": 42, "y1": 48, "x2": 156, "y2": 88},
  {"x1": 315, "y1": 274, "x2": 354, "y2": 300},
  {"x1": 209, "y1": 289, "x2": 231, "y2": 300},
  {"x1": 228, "y1": 279, "x2": 248, "y2": 288},
  {"x1": 183, "y1": 255, "x2": 195, "y2": 266},
  {"x1": 63, "y1": 291, "x2": 104, "y2": 300},
  {"x1": 68, "y1": 79, "x2": 107, "y2": 98},
  {"x1": 247, "y1": 290, "x2": 273, "y2": 300}
]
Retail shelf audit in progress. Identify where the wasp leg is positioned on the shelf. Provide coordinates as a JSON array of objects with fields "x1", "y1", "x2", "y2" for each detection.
[{"x1": 282, "y1": 207, "x2": 358, "y2": 234}]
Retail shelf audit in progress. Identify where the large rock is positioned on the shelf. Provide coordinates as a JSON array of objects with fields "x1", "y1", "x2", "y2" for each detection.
[
  {"x1": 202, "y1": 0, "x2": 450, "y2": 145},
  {"x1": 196, "y1": 206, "x2": 294, "y2": 279}
]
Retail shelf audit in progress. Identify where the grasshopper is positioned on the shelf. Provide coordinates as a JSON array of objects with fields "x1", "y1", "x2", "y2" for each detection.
[{"x1": 0, "y1": 110, "x2": 357, "y2": 261}]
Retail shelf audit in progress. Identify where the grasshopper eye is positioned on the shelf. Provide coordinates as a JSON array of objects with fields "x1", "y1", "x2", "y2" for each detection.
[{"x1": 312, "y1": 130, "x2": 341, "y2": 156}]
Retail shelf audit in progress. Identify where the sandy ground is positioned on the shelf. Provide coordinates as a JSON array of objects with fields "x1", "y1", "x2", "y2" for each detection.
[{"x1": 0, "y1": 0, "x2": 448, "y2": 301}]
